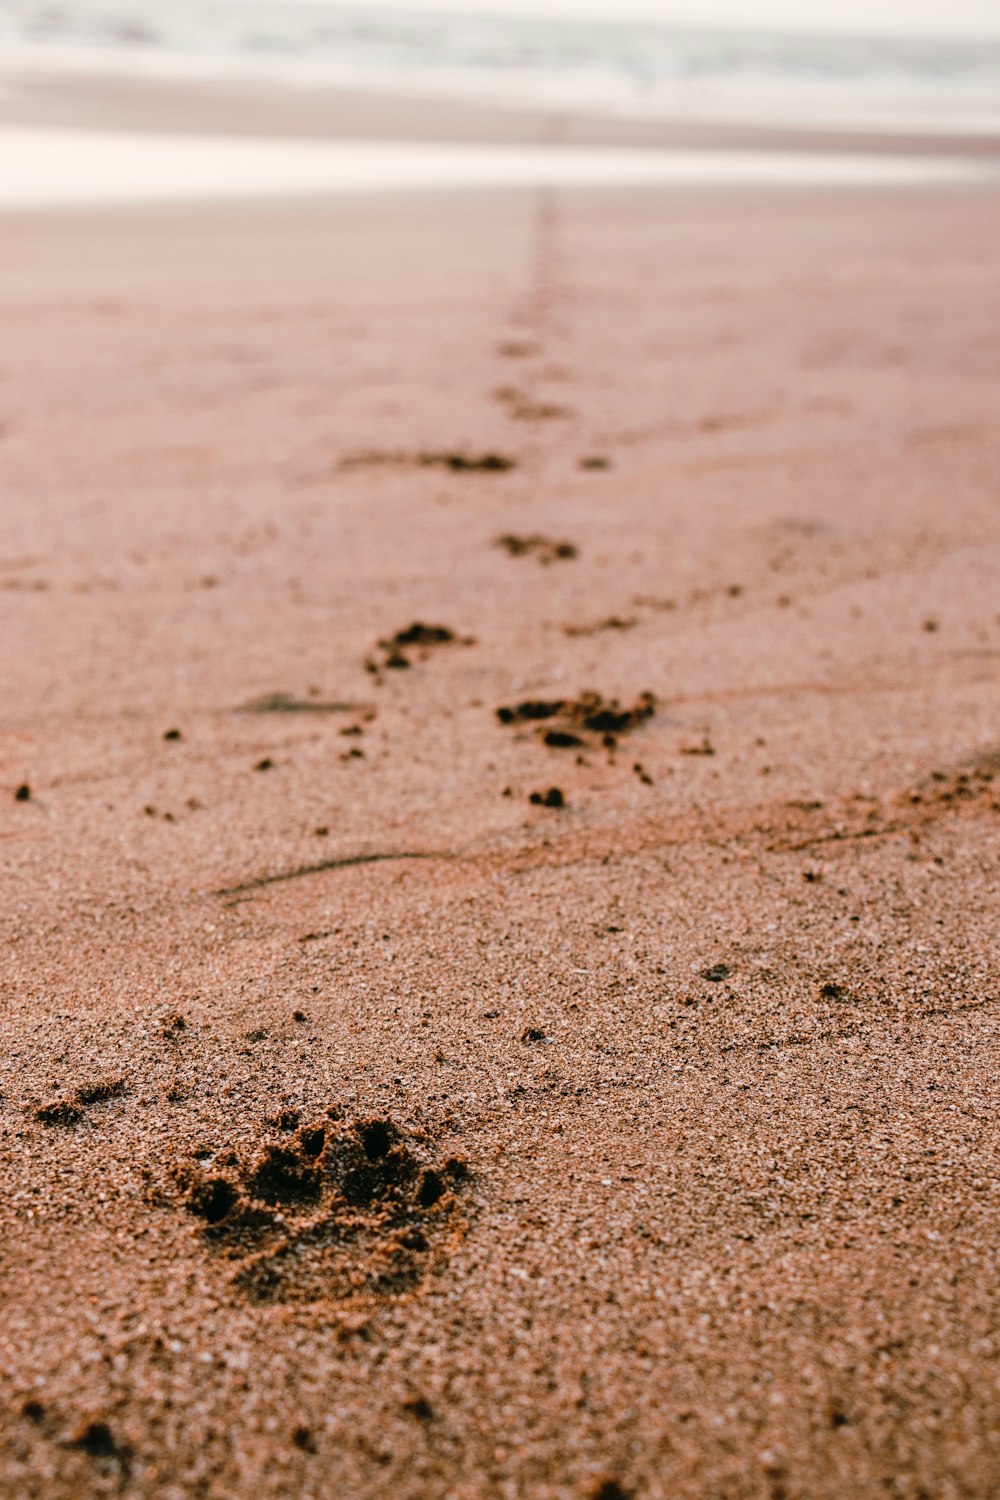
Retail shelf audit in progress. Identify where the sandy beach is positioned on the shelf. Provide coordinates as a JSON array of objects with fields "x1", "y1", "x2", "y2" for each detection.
[{"x1": 0, "y1": 75, "x2": 999, "y2": 1498}]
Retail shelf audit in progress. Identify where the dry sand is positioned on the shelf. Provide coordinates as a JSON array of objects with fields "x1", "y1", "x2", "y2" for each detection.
[{"x1": 0, "y1": 151, "x2": 999, "y2": 1497}]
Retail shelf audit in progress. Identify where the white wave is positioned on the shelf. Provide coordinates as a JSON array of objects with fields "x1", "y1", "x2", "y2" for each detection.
[{"x1": 2, "y1": 1, "x2": 999, "y2": 134}]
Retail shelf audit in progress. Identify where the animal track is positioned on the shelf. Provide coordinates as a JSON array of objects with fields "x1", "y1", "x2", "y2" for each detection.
[
  {"x1": 494, "y1": 386, "x2": 571, "y2": 422},
  {"x1": 496, "y1": 690, "x2": 656, "y2": 750},
  {"x1": 417, "y1": 450, "x2": 516, "y2": 472},
  {"x1": 563, "y1": 615, "x2": 635, "y2": 637},
  {"x1": 902, "y1": 749, "x2": 1000, "y2": 814},
  {"x1": 166, "y1": 1112, "x2": 469, "y2": 1305},
  {"x1": 365, "y1": 622, "x2": 476, "y2": 679},
  {"x1": 341, "y1": 449, "x2": 516, "y2": 473},
  {"x1": 34, "y1": 1077, "x2": 127, "y2": 1126},
  {"x1": 764, "y1": 747, "x2": 1000, "y2": 854},
  {"x1": 495, "y1": 533, "x2": 578, "y2": 565}
]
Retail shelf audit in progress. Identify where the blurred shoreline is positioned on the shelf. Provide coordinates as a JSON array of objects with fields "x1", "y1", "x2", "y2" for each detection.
[{"x1": 3, "y1": 65, "x2": 1000, "y2": 163}]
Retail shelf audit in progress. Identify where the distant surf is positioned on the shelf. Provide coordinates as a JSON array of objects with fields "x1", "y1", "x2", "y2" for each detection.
[{"x1": 2, "y1": 0, "x2": 1000, "y2": 136}]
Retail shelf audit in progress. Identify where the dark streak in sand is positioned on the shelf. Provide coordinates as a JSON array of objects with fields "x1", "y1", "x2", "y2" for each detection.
[
  {"x1": 214, "y1": 849, "x2": 447, "y2": 897},
  {"x1": 236, "y1": 692, "x2": 374, "y2": 715}
]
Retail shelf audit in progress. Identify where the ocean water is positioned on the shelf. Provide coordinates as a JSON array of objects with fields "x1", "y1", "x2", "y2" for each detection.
[{"x1": 2, "y1": 0, "x2": 1000, "y2": 134}]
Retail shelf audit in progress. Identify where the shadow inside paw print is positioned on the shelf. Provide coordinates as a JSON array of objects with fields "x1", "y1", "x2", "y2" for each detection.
[{"x1": 169, "y1": 1112, "x2": 469, "y2": 1305}]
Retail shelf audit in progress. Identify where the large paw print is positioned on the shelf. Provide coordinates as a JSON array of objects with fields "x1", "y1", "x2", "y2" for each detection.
[{"x1": 169, "y1": 1112, "x2": 469, "y2": 1305}]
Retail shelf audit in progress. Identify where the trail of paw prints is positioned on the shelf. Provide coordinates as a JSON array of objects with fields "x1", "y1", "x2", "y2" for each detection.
[{"x1": 162, "y1": 1112, "x2": 469, "y2": 1306}]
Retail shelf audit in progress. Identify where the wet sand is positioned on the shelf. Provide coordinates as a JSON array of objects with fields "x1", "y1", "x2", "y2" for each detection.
[
  {"x1": 5, "y1": 65, "x2": 1000, "y2": 158},
  {"x1": 1, "y1": 173, "x2": 999, "y2": 1497}
]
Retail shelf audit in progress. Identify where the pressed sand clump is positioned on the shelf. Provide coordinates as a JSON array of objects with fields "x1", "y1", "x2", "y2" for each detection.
[
  {"x1": 496, "y1": 690, "x2": 656, "y2": 750},
  {"x1": 495, "y1": 532, "x2": 578, "y2": 564},
  {"x1": 163, "y1": 1112, "x2": 469, "y2": 1305},
  {"x1": 365, "y1": 622, "x2": 476, "y2": 678}
]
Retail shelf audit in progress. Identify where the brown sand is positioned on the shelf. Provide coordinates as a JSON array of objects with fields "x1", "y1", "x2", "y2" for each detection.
[{"x1": 1, "y1": 163, "x2": 999, "y2": 1498}]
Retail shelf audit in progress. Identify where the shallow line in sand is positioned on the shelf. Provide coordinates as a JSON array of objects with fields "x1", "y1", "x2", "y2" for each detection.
[
  {"x1": 233, "y1": 693, "x2": 374, "y2": 715},
  {"x1": 214, "y1": 849, "x2": 446, "y2": 897},
  {"x1": 766, "y1": 822, "x2": 904, "y2": 852}
]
